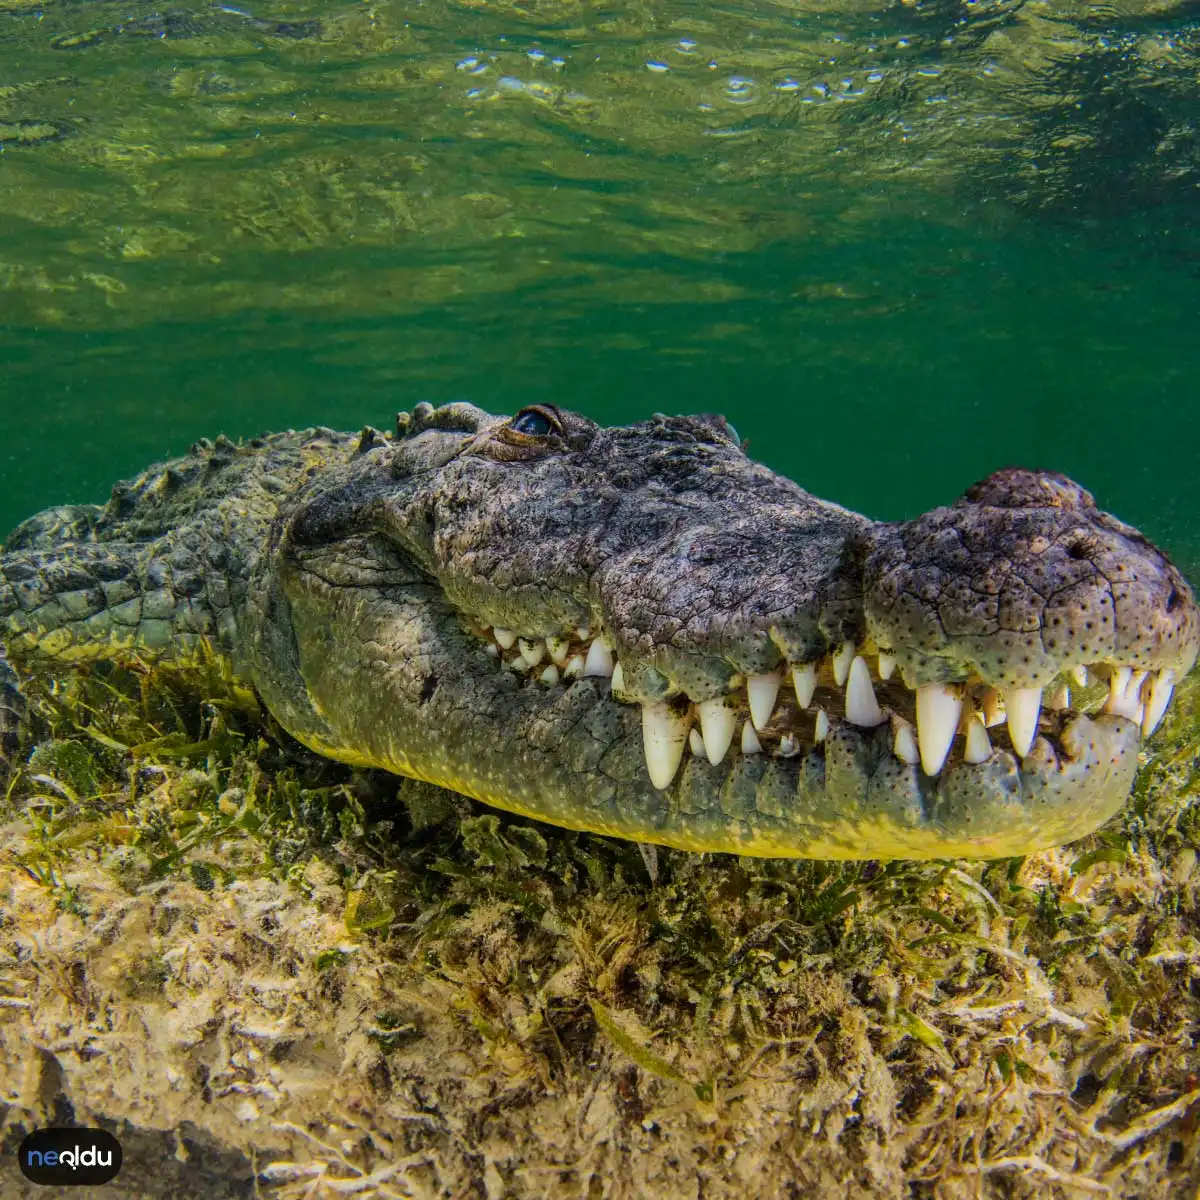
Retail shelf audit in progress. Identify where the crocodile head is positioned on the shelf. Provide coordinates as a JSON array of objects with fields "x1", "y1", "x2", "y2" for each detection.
[{"x1": 257, "y1": 402, "x2": 1199, "y2": 859}]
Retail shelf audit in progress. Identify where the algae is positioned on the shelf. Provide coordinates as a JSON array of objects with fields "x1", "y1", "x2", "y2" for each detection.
[{"x1": 1, "y1": 658, "x2": 1199, "y2": 1197}]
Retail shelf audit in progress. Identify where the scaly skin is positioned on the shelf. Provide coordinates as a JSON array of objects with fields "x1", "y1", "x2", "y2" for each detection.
[{"x1": 2, "y1": 404, "x2": 1197, "y2": 859}]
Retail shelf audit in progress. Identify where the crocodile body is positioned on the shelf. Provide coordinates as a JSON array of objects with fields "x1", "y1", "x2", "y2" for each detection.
[{"x1": 2, "y1": 404, "x2": 1197, "y2": 859}]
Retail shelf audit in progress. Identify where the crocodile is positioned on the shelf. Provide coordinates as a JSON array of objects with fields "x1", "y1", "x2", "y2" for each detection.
[{"x1": 1, "y1": 403, "x2": 1197, "y2": 860}]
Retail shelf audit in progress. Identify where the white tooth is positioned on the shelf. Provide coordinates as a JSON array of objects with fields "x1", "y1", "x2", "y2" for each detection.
[
  {"x1": 1048, "y1": 684, "x2": 1070, "y2": 711},
  {"x1": 563, "y1": 654, "x2": 586, "y2": 680},
  {"x1": 980, "y1": 688, "x2": 1006, "y2": 728},
  {"x1": 1105, "y1": 666, "x2": 1141, "y2": 721},
  {"x1": 877, "y1": 652, "x2": 896, "y2": 681},
  {"x1": 506, "y1": 653, "x2": 529, "y2": 673},
  {"x1": 747, "y1": 671, "x2": 782, "y2": 731},
  {"x1": 493, "y1": 627, "x2": 516, "y2": 650},
  {"x1": 1004, "y1": 687, "x2": 1043, "y2": 758},
  {"x1": 519, "y1": 638, "x2": 545, "y2": 667},
  {"x1": 689, "y1": 727, "x2": 705, "y2": 756},
  {"x1": 779, "y1": 732, "x2": 800, "y2": 756},
  {"x1": 546, "y1": 636, "x2": 571, "y2": 666},
  {"x1": 485, "y1": 642, "x2": 500, "y2": 658},
  {"x1": 642, "y1": 702, "x2": 689, "y2": 789},
  {"x1": 611, "y1": 662, "x2": 626, "y2": 694},
  {"x1": 1114, "y1": 669, "x2": 1147, "y2": 726},
  {"x1": 791, "y1": 663, "x2": 817, "y2": 709},
  {"x1": 845, "y1": 656, "x2": 885, "y2": 727},
  {"x1": 813, "y1": 709, "x2": 830, "y2": 743},
  {"x1": 916, "y1": 684, "x2": 962, "y2": 776},
  {"x1": 1071, "y1": 664, "x2": 1089, "y2": 688},
  {"x1": 892, "y1": 719, "x2": 919, "y2": 765},
  {"x1": 832, "y1": 641, "x2": 855, "y2": 687},
  {"x1": 576, "y1": 624, "x2": 591, "y2": 641},
  {"x1": 698, "y1": 697, "x2": 737, "y2": 765},
  {"x1": 741, "y1": 721, "x2": 762, "y2": 755},
  {"x1": 1142, "y1": 669, "x2": 1175, "y2": 736},
  {"x1": 539, "y1": 664, "x2": 560, "y2": 686},
  {"x1": 964, "y1": 716, "x2": 991, "y2": 764},
  {"x1": 583, "y1": 638, "x2": 615, "y2": 678}
]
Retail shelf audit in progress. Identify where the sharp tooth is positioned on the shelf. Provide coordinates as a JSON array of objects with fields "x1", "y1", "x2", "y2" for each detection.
[
  {"x1": 576, "y1": 624, "x2": 591, "y2": 641},
  {"x1": 611, "y1": 662, "x2": 626, "y2": 694},
  {"x1": 779, "y1": 733, "x2": 800, "y2": 756},
  {"x1": 641, "y1": 702, "x2": 689, "y2": 789},
  {"x1": 813, "y1": 708, "x2": 829, "y2": 743},
  {"x1": 583, "y1": 638, "x2": 615, "y2": 677},
  {"x1": 563, "y1": 654, "x2": 586, "y2": 680},
  {"x1": 689, "y1": 728, "x2": 704, "y2": 756},
  {"x1": 747, "y1": 671, "x2": 781, "y2": 731},
  {"x1": 964, "y1": 715, "x2": 991, "y2": 764},
  {"x1": 1048, "y1": 684, "x2": 1070, "y2": 711},
  {"x1": 791, "y1": 663, "x2": 817, "y2": 708},
  {"x1": 519, "y1": 638, "x2": 546, "y2": 667},
  {"x1": 546, "y1": 636, "x2": 571, "y2": 666},
  {"x1": 485, "y1": 643, "x2": 500, "y2": 658},
  {"x1": 980, "y1": 688, "x2": 1005, "y2": 727},
  {"x1": 1105, "y1": 666, "x2": 1141, "y2": 721},
  {"x1": 494, "y1": 627, "x2": 516, "y2": 650},
  {"x1": 539, "y1": 664, "x2": 560, "y2": 686},
  {"x1": 916, "y1": 683, "x2": 962, "y2": 776},
  {"x1": 506, "y1": 653, "x2": 529, "y2": 673},
  {"x1": 877, "y1": 652, "x2": 896, "y2": 681},
  {"x1": 1004, "y1": 687, "x2": 1043, "y2": 757},
  {"x1": 892, "y1": 718, "x2": 918, "y2": 765},
  {"x1": 1071, "y1": 664, "x2": 1089, "y2": 687},
  {"x1": 741, "y1": 721, "x2": 762, "y2": 755},
  {"x1": 698, "y1": 697, "x2": 736, "y2": 765},
  {"x1": 832, "y1": 641, "x2": 855, "y2": 687},
  {"x1": 845, "y1": 656, "x2": 885, "y2": 727},
  {"x1": 1142, "y1": 668, "x2": 1175, "y2": 736}
]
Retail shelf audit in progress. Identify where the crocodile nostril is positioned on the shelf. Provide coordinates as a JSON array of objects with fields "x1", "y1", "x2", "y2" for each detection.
[
  {"x1": 1166, "y1": 588, "x2": 1180, "y2": 613},
  {"x1": 1066, "y1": 541, "x2": 1089, "y2": 560}
]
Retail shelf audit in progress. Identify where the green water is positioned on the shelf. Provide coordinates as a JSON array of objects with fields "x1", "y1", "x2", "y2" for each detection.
[{"x1": 1, "y1": 0, "x2": 1198, "y2": 570}]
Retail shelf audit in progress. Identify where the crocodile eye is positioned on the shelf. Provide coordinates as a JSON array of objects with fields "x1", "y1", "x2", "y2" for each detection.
[{"x1": 510, "y1": 406, "x2": 561, "y2": 437}]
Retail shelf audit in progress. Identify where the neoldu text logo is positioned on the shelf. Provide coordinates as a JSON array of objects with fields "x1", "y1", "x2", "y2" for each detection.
[{"x1": 18, "y1": 1128, "x2": 123, "y2": 1186}]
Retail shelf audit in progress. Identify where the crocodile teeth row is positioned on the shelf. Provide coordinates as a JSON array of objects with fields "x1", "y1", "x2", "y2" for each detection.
[{"x1": 478, "y1": 624, "x2": 1180, "y2": 790}]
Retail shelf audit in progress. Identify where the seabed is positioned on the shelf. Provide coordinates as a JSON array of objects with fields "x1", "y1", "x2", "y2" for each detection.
[{"x1": 2, "y1": 662, "x2": 1199, "y2": 1198}]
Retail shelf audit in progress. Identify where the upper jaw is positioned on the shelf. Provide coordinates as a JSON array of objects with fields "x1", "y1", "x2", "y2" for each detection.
[
  {"x1": 861, "y1": 466, "x2": 1199, "y2": 692},
  {"x1": 451, "y1": 465, "x2": 1198, "y2": 796}
]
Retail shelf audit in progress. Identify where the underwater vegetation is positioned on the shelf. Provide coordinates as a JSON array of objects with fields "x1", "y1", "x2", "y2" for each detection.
[{"x1": 2, "y1": 657, "x2": 1200, "y2": 1197}]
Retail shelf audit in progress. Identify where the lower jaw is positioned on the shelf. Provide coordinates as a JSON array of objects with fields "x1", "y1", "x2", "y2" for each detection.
[
  {"x1": 664, "y1": 712, "x2": 1140, "y2": 859},
  {"x1": 367, "y1": 684, "x2": 1141, "y2": 860}
]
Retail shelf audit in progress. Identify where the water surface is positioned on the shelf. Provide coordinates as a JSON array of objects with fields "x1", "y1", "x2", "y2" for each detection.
[{"x1": 1, "y1": 0, "x2": 1198, "y2": 568}]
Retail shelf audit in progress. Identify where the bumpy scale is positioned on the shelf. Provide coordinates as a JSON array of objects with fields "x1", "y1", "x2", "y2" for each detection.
[{"x1": 1, "y1": 404, "x2": 1197, "y2": 860}]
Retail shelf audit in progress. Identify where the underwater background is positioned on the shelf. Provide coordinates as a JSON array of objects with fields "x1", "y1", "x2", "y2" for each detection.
[
  {"x1": 4, "y1": 2, "x2": 1200, "y2": 1195},
  {"x1": 1, "y1": 0, "x2": 1199, "y2": 565}
]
